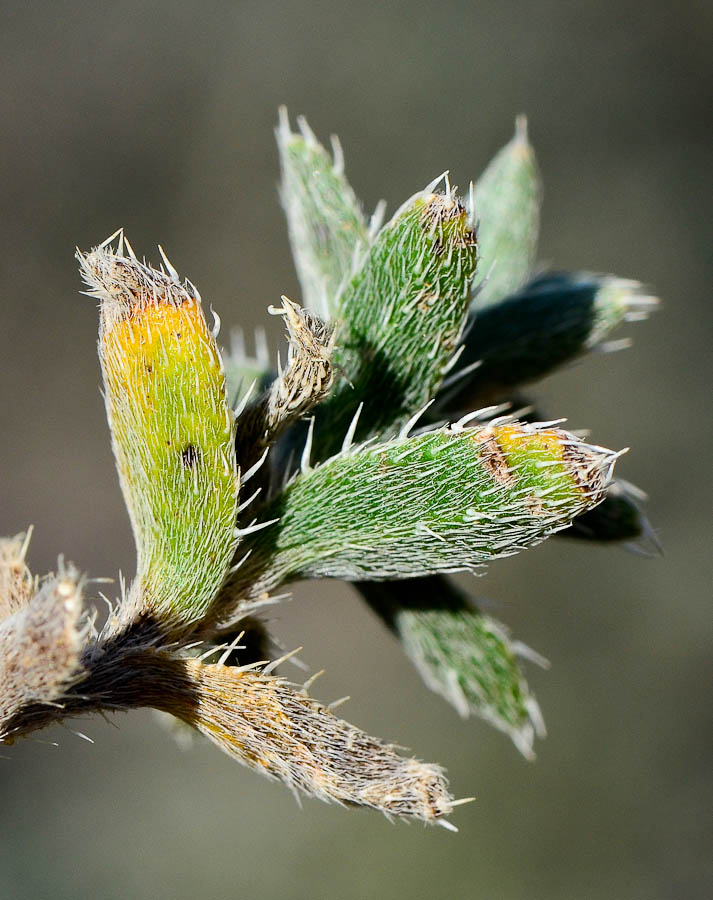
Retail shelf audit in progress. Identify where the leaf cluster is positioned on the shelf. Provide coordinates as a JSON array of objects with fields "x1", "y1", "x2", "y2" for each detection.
[{"x1": 0, "y1": 110, "x2": 657, "y2": 827}]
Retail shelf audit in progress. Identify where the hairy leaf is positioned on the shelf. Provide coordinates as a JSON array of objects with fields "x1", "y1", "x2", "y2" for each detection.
[
  {"x1": 277, "y1": 108, "x2": 369, "y2": 318},
  {"x1": 444, "y1": 272, "x2": 658, "y2": 409},
  {"x1": 225, "y1": 421, "x2": 616, "y2": 602},
  {"x1": 2, "y1": 640, "x2": 457, "y2": 826},
  {"x1": 164, "y1": 656, "x2": 455, "y2": 824},
  {"x1": 0, "y1": 565, "x2": 85, "y2": 739},
  {"x1": 359, "y1": 575, "x2": 546, "y2": 757},
  {"x1": 79, "y1": 237, "x2": 239, "y2": 632},
  {"x1": 235, "y1": 296, "x2": 334, "y2": 476},
  {"x1": 471, "y1": 117, "x2": 541, "y2": 310},
  {"x1": 315, "y1": 188, "x2": 478, "y2": 457}
]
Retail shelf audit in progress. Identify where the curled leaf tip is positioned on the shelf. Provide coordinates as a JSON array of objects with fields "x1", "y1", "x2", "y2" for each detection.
[{"x1": 78, "y1": 239, "x2": 200, "y2": 327}]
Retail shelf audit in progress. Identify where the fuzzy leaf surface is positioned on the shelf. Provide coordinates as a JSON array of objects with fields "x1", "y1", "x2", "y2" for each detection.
[
  {"x1": 359, "y1": 575, "x2": 545, "y2": 757},
  {"x1": 235, "y1": 297, "x2": 334, "y2": 478},
  {"x1": 162, "y1": 656, "x2": 454, "y2": 823},
  {"x1": 0, "y1": 566, "x2": 85, "y2": 739},
  {"x1": 228, "y1": 422, "x2": 616, "y2": 599},
  {"x1": 277, "y1": 109, "x2": 369, "y2": 318},
  {"x1": 80, "y1": 242, "x2": 239, "y2": 631},
  {"x1": 315, "y1": 189, "x2": 478, "y2": 457},
  {"x1": 471, "y1": 118, "x2": 541, "y2": 310},
  {"x1": 445, "y1": 271, "x2": 658, "y2": 409},
  {"x1": 2, "y1": 641, "x2": 456, "y2": 825}
]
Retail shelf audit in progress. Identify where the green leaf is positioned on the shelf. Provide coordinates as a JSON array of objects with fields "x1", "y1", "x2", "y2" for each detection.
[
  {"x1": 227, "y1": 420, "x2": 617, "y2": 601},
  {"x1": 79, "y1": 237, "x2": 239, "y2": 632},
  {"x1": 471, "y1": 117, "x2": 541, "y2": 310},
  {"x1": 443, "y1": 271, "x2": 658, "y2": 409},
  {"x1": 314, "y1": 186, "x2": 478, "y2": 458},
  {"x1": 359, "y1": 575, "x2": 546, "y2": 758},
  {"x1": 277, "y1": 108, "x2": 370, "y2": 318}
]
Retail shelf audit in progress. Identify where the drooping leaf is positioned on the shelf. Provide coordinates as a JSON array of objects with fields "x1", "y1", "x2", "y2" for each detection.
[
  {"x1": 359, "y1": 575, "x2": 546, "y2": 757},
  {"x1": 160, "y1": 655, "x2": 455, "y2": 824}
]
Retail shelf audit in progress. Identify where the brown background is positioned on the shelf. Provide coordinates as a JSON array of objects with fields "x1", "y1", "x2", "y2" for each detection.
[{"x1": 1, "y1": 2, "x2": 711, "y2": 898}]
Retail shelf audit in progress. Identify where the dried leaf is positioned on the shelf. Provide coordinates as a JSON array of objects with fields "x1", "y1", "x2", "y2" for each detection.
[
  {"x1": 161, "y1": 655, "x2": 455, "y2": 824},
  {"x1": 235, "y1": 296, "x2": 334, "y2": 475},
  {"x1": 0, "y1": 531, "x2": 35, "y2": 621},
  {"x1": 0, "y1": 565, "x2": 85, "y2": 740}
]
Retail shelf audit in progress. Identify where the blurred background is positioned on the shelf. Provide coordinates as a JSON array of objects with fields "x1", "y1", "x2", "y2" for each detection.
[{"x1": 1, "y1": 2, "x2": 711, "y2": 898}]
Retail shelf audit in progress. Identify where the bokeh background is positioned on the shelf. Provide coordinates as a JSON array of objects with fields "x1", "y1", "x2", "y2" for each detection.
[{"x1": 1, "y1": 2, "x2": 711, "y2": 898}]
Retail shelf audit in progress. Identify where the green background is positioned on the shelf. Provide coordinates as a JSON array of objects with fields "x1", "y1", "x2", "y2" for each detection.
[{"x1": 1, "y1": 2, "x2": 711, "y2": 897}]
